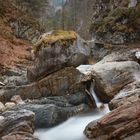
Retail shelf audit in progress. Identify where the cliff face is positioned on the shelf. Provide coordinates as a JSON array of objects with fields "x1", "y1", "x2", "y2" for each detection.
[{"x1": 90, "y1": 0, "x2": 140, "y2": 44}]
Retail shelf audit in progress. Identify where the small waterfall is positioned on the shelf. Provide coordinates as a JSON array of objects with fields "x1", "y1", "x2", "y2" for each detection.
[
  {"x1": 77, "y1": 65, "x2": 104, "y2": 109},
  {"x1": 89, "y1": 80, "x2": 103, "y2": 108}
]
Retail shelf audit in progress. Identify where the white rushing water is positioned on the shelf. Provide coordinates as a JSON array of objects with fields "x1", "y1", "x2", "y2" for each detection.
[
  {"x1": 34, "y1": 105, "x2": 109, "y2": 140},
  {"x1": 34, "y1": 65, "x2": 110, "y2": 140},
  {"x1": 90, "y1": 81, "x2": 103, "y2": 108}
]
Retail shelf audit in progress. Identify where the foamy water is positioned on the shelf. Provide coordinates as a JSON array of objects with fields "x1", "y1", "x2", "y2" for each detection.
[{"x1": 34, "y1": 104, "x2": 109, "y2": 140}]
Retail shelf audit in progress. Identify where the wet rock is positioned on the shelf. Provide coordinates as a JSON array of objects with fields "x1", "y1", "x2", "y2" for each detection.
[
  {"x1": 0, "y1": 67, "x2": 87, "y2": 103},
  {"x1": 0, "y1": 110, "x2": 37, "y2": 140},
  {"x1": 27, "y1": 30, "x2": 90, "y2": 82},
  {"x1": 84, "y1": 100, "x2": 140, "y2": 140},
  {"x1": 92, "y1": 61, "x2": 140, "y2": 102},
  {"x1": 12, "y1": 103, "x2": 90, "y2": 128}
]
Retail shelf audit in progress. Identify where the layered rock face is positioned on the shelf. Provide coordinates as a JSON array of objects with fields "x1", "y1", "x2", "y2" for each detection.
[
  {"x1": 84, "y1": 100, "x2": 140, "y2": 140},
  {"x1": 109, "y1": 80, "x2": 140, "y2": 110},
  {"x1": 0, "y1": 110, "x2": 37, "y2": 140},
  {"x1": 27, "y1": 30, "x2": 90, "y2": 82},
  {"x1": 90, "y1": 0, "x2": 140, "y2": 44},
  {"x1": 0, "y1": 67, "x2": 87, "y2": 102}
]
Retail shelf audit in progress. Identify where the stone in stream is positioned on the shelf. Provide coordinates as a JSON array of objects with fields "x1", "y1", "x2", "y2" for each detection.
[
  {"x1": 84, "y1": 100, "x2": 140, "y2": 140},
  {"x1": 0, "y1": 110, "x2": 38, "y2": 140},
  {"x1": 27, "y1": 30, "x2": 90, "y2": 82},
  {"x1": 11, "y1": 103, "x2": 90, "y2": 128}
]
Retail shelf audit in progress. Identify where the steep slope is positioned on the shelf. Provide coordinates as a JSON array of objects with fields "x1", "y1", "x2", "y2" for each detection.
[
  {"x1": 90, "y1": 0, "x2": 140, "y2": 44},
  {"x1": 0, "y1": 0, "x2": 46, "y2": 73}
]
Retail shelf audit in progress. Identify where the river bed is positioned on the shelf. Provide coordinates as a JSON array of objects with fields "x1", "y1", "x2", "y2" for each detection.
[
  {"x1": 34, "y1": 65, "x2": 110, "y2": 140},
  {"x1": 34, "y1": 104, "x2": 109, "y2": 140}
]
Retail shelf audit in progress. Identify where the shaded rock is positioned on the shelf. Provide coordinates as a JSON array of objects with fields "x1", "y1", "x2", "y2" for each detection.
[
  {"x1": 0, "y1": 67, "x2": 87, "y2": 103},
  {"x1": 92, "y1": 61, "x2": 140, "y2": 102},
  {"x1": 29, "y1": 96, "x2": 71, "y2": 107},
  {"x1": 90, "y1": 42, "x2": 139, "y2": 63},
  {"x1": 99, "y1": 51, "x2": 137, "y2": 64},
  {"x1": 27, "y1": 30, "x2": 90, "y2": 82},
  {"x1": 109, "y1": 81, "x2": 140, "y2": 110},
  {"x1": 64, "y1": 91, "x2": 93, "y2": 107},
  {"x1": 12, "y1": 103, "x2": 90, "y2": 128},
  {"x1": 0, "y1": 69, "x2": 28, "y2": 88},
  {"x1": 84, "y1": 100, "x2": 140, "y2": 140},
  {"x1": 30, "y1": 93, "x2": 92, "y2": 107},
  {"x1": 0, "y1": 110, "x2": 37, "y2": 140}
]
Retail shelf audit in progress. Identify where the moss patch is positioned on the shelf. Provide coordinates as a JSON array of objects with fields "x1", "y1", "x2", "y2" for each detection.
[
  {"x1": 34, "y1": 30, "x2": 77, "y2": 53},
  {"x1": 90, "y1": 3, "x2": 140, "y2": 34}
]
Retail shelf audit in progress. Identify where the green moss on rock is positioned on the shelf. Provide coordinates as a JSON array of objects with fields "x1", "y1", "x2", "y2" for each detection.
[{"x1": 34, "y1": 30, "x2": 77, "y2": 53}]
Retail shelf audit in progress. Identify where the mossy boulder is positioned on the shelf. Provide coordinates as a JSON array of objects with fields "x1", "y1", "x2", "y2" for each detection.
[
  {"x1": 27, "y1": 30, "x2": 90, "y2": 82},
  {"x1": 34, "y1": 30, "x2": 77, "y2": 53}
]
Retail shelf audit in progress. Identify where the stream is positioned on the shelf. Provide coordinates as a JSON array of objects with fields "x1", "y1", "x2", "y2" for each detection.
[{"x1": 34, "y1": 65, "x2": 110, "y2": 140}]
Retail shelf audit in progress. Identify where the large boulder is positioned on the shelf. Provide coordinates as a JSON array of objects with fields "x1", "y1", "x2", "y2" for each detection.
[
  {"x1": 27, "y1": 30, "x2": 90, "y2": 82},
  {"x1": 92, "y1": 61, "x2": 140, "y2": 102},
  {"x1": 0, "y1": 110, "x2": 37, "y2": 140},
  {"x1": 84, "y1": 100, "x2": 140, "y2": 140},
  {"x1": 0, "y1": 67, "x2": 87, "y2": 103}
]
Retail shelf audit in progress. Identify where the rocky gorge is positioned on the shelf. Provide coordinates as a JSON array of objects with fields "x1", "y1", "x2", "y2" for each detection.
[{"x1": 0, "y1": 0, "x2": 140, "y2": 140}]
